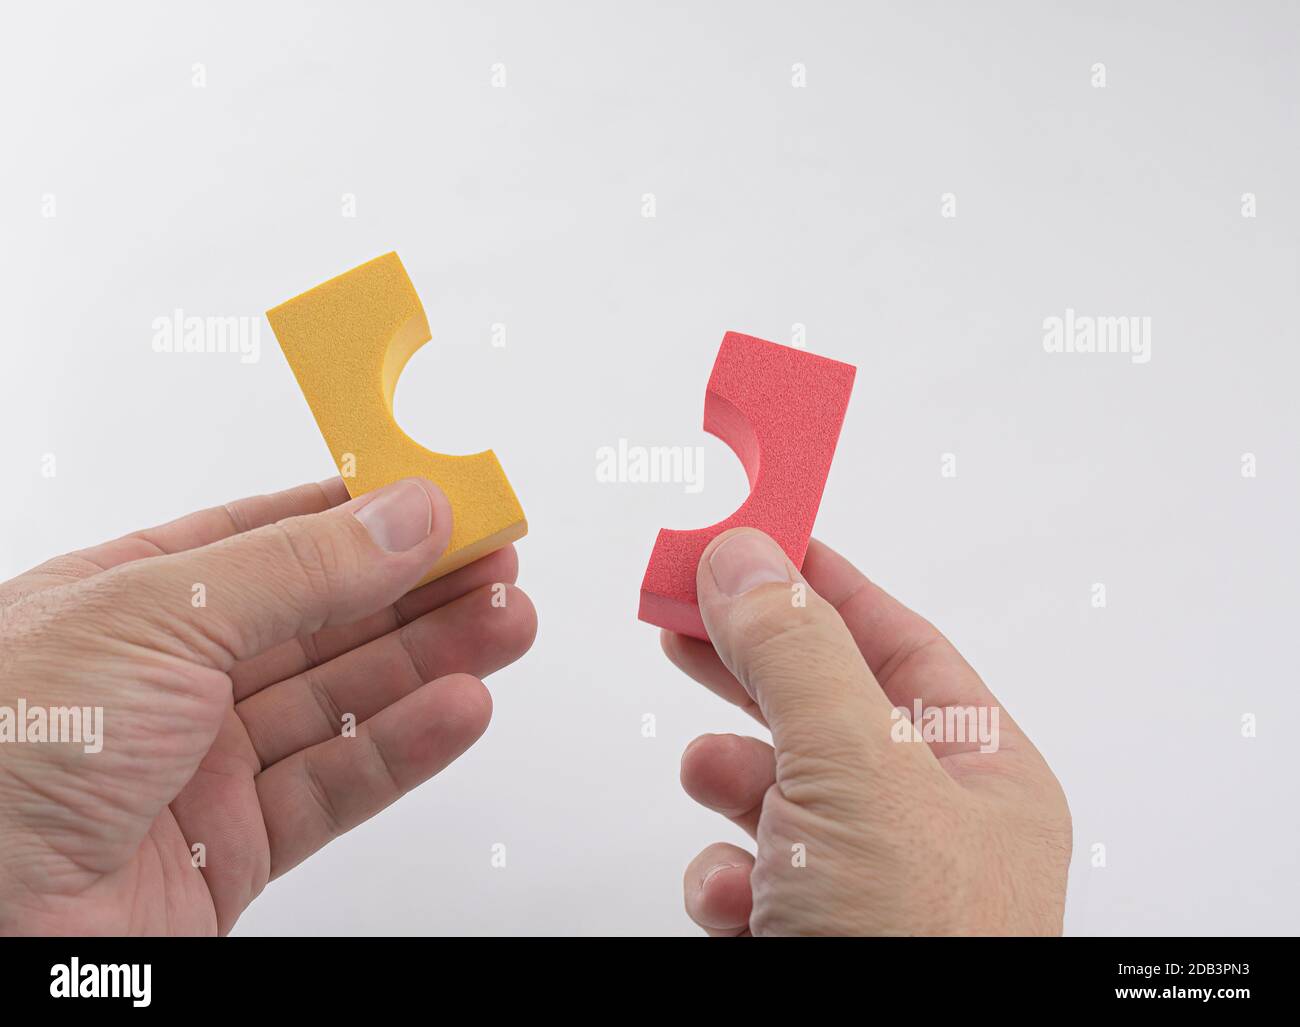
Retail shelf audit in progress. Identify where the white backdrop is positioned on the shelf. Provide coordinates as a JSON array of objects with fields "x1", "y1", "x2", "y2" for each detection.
[{"x1": 2, "y1": 0, "x2": 1296, "y2": 935}]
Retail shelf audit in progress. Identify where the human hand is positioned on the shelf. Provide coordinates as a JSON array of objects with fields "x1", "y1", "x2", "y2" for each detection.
[
  {"x1": 0, "y1": 477, "x2": 536, "y2": 935},
  {"x1": 663, "y1": 528, "x2": 1070, "y2": 936}
]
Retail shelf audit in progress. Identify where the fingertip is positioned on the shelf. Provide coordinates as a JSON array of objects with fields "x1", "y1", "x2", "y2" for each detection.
[
  {"x1": 431, "y1": 672, "x2": 493, "y2": 745},
  {"x1": 412, "y1": 477, "x2": 454, "y2": 556},
  {"x1": 357, "y1": 672, "x2": 494, "y2": 787},
  {"x1": 492, "y1": 584, "x2": 538, "y2": 654},
  {"x1": 698, "y1": 863, "x2": 753, "y2": 928},
  {"x1": 661, "y1": 628, "x2": 713, "y2": 673},
  {"x1": 495, "y1": 543, "x2": 520, "y2": 585},
  {"x1": 699, "y1": 525, "x2": 767, "y2": 562},
  {"x1": 696, "y1": 529, "x2": 801, "y2": 624},
  {"x1": 315, "y1": 476, "x2": 352, "y2": 507},
  {"x1": 680, "y1": 731, "x2": 729, "y2": 782},
  {"x1": 679, "y1": 732, "x2": 713, "y2": 787},
  {"x1": 684, "y1": 843, "x2": 755, "y2": 933},
  {"x1": 659, "y1": 628, "x2": 688, "y2": 666},
  {"x1": 680, "y1": 733, "x2": 775, "y2": 817},
  {"x1": 680, "y1": 735, "x2": 740, "y2": 810}
]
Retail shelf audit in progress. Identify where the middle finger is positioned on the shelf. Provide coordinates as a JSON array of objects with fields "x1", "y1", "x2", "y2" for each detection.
[{"x1": 236, "y1": 582, "x2": 536, "y2": 767}]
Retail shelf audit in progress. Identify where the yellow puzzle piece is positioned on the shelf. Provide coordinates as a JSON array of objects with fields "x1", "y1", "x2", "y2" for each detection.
[{"x1": 267, "y1": 252, "x2": 527, "y2": 580}]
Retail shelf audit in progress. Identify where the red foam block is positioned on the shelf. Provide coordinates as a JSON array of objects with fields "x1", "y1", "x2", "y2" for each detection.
[{"x1": 638, "y1": 332, "x2": 856, "y2": 639}]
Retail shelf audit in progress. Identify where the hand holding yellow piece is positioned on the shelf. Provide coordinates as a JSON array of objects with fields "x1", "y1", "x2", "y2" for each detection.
[{"x1": 267, "y1": 252, "x2": 527, "y2": 580}]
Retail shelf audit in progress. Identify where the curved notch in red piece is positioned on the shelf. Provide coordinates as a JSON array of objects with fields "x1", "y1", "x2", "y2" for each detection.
[{"x1": 639, "y1": 332, "x2": 856, "y2": 639}]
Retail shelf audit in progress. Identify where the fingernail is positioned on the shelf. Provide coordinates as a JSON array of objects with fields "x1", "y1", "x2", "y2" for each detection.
[
  {"x1": 354, "y1": 480, "x2": 434, "y2": 552},
  {"x1": 708, "y1": 531, "x2": 791, "y2": 596},
  {"x1": 701, "y1": 863, "x2": 741, "y2": 890}
]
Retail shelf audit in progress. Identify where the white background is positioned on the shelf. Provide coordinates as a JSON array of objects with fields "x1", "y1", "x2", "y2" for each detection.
[{"x1": 2, "y1": 1, "x2": 1296, "y2": 935}]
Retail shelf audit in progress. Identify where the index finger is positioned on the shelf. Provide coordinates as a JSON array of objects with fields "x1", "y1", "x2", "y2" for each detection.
[
  {"x1": 662, "y1": 537, "x2": 1028, "y2": 755},
  {"x1": 1, "y1": 478, "x2": 350, "y2": 608}
]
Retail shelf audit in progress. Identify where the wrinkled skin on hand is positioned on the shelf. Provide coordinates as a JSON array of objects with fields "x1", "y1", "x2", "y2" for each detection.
[
  {"x1": 0, "y1": 478, "x2": 535, "y2": 935},
  {"x1": 663, "y1": 529, "x2": 1071, "y2": 936}
]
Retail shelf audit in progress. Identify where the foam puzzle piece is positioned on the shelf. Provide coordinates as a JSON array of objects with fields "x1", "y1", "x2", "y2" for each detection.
[
  {"x1": 267, "y1": 252, "x2": 527, "y2": 581},
  {"x1": 639, "y1": 332, "x2": 856, "y2": 639}
]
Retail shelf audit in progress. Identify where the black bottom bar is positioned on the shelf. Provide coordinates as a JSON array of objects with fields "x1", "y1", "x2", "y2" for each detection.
[{"x1": 0, "y1": 937, "x2": 1279, "y2": 1014}]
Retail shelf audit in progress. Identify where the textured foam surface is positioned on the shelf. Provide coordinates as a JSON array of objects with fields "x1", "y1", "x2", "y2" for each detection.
[
  {"x1": 638, "y1": 332, "x2": 856, "y2": 639},
  {"x1": 267, "y1": 252, "x2": 527, "y2": 581}
]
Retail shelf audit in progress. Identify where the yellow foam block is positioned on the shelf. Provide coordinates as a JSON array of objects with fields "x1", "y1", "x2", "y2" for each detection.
[{"x1": 267, "y1": 252, "x2": 527, "y2": 580}]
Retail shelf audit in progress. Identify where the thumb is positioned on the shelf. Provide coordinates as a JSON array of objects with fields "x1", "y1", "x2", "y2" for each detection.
[
  {"x1": 111, "y1": 477, "x2": 452, "y2": 667},
  {"x1": 696, "y1": 528, "x2": 907, "y2": 775}
]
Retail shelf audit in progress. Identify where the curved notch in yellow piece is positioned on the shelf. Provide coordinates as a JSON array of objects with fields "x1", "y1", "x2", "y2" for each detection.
[{"x1": 267, "y1": 252, "x2": 527, "y2": 581}]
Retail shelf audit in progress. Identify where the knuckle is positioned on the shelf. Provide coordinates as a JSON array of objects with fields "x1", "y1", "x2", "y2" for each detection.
[
  {"x1": 303, "y1": 667, "x2": 346, "y2": 740},
  {"x1": 733, "y1": 593, "x2": 817, "y2": 652},
  {"x1": 266, "y1": 519, "x2": 354, "y2": 600},
  {"x1": 396, "y1": 620, "x2": 434, "y2": 684},
  {"x1": 302, "y1": 755, "x2": 345, "y2": 840},
  {"x1": 734, "y1": 598, "x2": 845, "y2": 684}
]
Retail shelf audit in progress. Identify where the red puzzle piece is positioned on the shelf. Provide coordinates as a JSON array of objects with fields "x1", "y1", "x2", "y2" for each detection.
[{"x1": 639, "y1": 332, "x2": 856, "y2": 639}]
